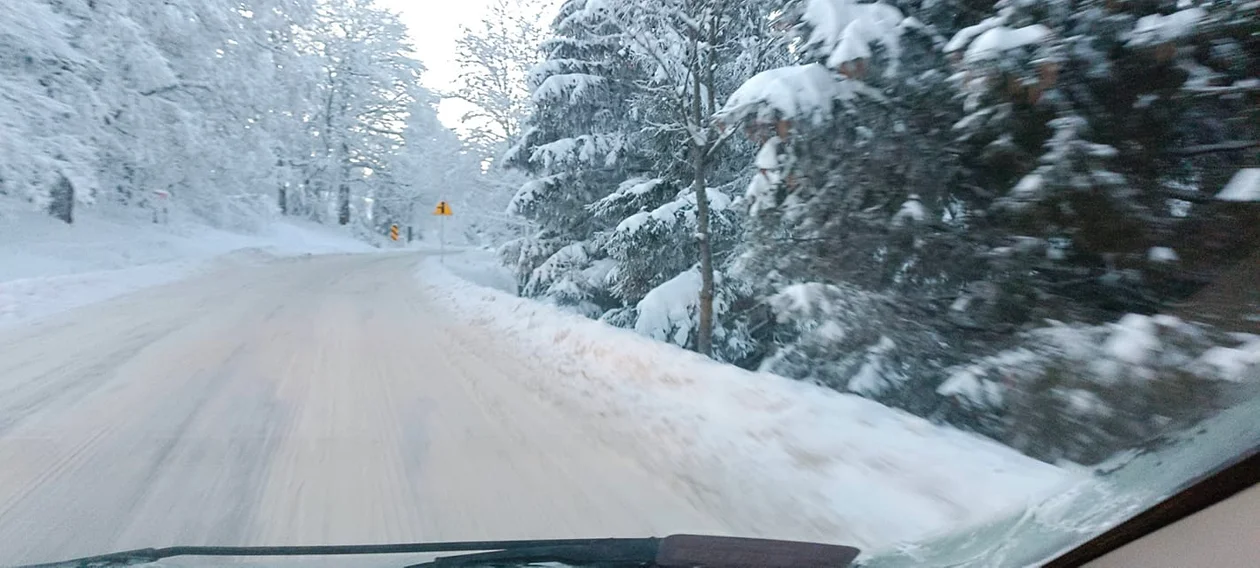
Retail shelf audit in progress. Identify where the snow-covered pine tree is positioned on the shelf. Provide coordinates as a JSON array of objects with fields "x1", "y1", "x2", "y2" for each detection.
[
  {"x1": 717, "y1": 0, "x2": 974, "y2": 408},
  {"x1": 504, "y1": 0, "x2": 775, "y2": 361},
  {"x1": 501, "y1": 0, "x2": 652, "y2": 317},
  {"x1": 935, "y1": 0, "x2": 1260, "y2": 462},
  {"x1": 595, "y1": 0, "x2": 779, "y2": 357},
  {"x1": 946, "y1": 0, "x2": 1259, "y2": 317}
]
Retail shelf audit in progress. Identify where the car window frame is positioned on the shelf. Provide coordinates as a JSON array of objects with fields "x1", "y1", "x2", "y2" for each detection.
[{"x1": 1044, "y1": 448, "x2": 1259, "y2": 567}]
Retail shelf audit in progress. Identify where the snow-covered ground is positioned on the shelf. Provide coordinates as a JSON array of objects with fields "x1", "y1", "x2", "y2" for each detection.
[
  {"x1": 417, "y1": 252, "x2": 1076, "y2": 551},
  {"x1": 0, "y1": 204, "x2": 374, "y2": 328},
  {"x1": 431, "y1": 246, "x2": 518, "y2": 294}
]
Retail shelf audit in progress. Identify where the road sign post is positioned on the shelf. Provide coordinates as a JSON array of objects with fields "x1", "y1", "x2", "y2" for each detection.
[
  {"x1": 390, "y1": 224, "x2": 399, "y2": 242},
  {"x1": 433, "y1": 201, "x2": 452, "y2": 263}
]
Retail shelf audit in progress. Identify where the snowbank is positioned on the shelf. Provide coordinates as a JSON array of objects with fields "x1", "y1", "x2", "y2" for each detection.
[
  {"x1": 417, "y1": 253, "x2": 1074, "y2": 551},
  {"x1": 0, "y1": 205, "x2": 373, "y2": 328},
  {"x1": 435, "y1": 246, "x2": 517, "y2": 294}
]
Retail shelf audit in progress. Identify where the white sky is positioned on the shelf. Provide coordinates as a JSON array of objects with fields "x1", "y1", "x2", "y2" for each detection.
[{"x1": 376, "y1": 0, "x2": 496, "y2": 130}]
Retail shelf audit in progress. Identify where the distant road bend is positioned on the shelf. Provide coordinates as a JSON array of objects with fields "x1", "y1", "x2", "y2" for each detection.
[{"x1": 0, "y1": 253, "x2": 731, "y2": 565}]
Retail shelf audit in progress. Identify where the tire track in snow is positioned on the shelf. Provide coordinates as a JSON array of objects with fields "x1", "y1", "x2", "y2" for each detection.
[{"x1": 0, "y1": 254, "x2": 732, "y2": 565}]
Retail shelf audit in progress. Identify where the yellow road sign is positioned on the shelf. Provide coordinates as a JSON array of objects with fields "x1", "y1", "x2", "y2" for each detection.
[
  {"x1": 389, "y1": 224, "x2": 399, "y2": 241},
  {"x1": 433, "y1": 201, "x2": 452, "y2": 216}
]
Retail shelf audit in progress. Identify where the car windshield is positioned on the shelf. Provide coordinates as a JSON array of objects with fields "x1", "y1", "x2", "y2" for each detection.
[{"x1": 1, "y1": 0, "x2": 1256, "y2": 567}]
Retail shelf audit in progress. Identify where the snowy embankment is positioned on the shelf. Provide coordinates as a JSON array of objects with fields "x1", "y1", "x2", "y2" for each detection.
[
  {"x1": 417, "y1": 252, "x2": 1076, "y2": 552},
  {"x1": 432, "y1": 246, "x2": 518, "y2": 294},
  {"x1": 0, "y1": 206, "x2": 373, "y2": 328}
]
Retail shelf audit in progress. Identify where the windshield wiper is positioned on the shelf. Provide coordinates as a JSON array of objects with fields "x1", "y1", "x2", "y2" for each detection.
[
  {"x1": 14, "y1": 539, "x2": 636, "y2": 568},
  {"x1": 405, "y1": 537, "x2": 659, "y2": 566},
  {"x1": 16, "y1": 534, "x2": 859, "y2": 568},
  {"x1": 413, "y1": 534, "x2": 860, "y2": 568}
]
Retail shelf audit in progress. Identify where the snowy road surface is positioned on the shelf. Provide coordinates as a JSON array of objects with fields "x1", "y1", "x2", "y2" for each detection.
[{"x1": 0, "y1": 253, "x2": 730, "y2": 565}]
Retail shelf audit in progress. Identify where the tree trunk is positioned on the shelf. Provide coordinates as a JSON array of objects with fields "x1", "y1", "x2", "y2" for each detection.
[
  {"x1": 48, "y1": 175, "x2": 74, "y2": 224},
  {"x1": 338, "y1": 182, "x2": 350, "y2": 225},
  {"x1": 693, "y1": 143, "x2": 715, "y2": 356},
  {"x1": 278, "y1": 185, "x2": 288, "y2": 215},
  {"x1": 689, "y1": 26, "x2": 714, "y2": 356},
  {"x1": 338, "y1": 141, "x2": 351, "y2": 225}
]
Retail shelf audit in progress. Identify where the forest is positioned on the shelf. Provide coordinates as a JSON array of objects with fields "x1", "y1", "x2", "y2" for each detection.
[
  {"x1": 501, "y1": 0, "x2": 1260, "y2": 464},
  {"x1": 2, "y1": 0, "x2": 501, "y2": 240},
  {"x1": 5, "y1": 0, "x2": 1258, "y2": 464}
]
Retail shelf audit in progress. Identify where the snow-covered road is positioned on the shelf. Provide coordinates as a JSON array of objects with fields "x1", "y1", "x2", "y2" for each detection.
[
  {"x1": 0, "y1": 250, "x2": 1072, "y2": 566},
  {"x1": 0, "y1": 253, "x2": 731, "y2": 565}
]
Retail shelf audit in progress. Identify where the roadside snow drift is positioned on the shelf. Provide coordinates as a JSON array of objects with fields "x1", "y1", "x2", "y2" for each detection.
[
  {"x1": 417, "y1": 254, "x2": 1074, "y2": 551},
  {"x1": 0, "y1": 206, "x2": 373, "y2": 327}
]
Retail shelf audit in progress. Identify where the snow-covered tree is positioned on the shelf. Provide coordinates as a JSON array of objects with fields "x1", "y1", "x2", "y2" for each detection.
[
  {"x1": 595, "y1": 0, "x2": 780, "y2": 355},
  {"x1": 299, "y1": 0, "x2": 423, "y2": 225},
  {"x1": 503, "y1": 0, "x2": 775, "y2": 360},
  {"x1": 715, "y1": 0, "x2": 972, "y2": 405},
  {"x1": 504, "y1": 0, "x2": 1255, "y2": 462},
  {"x1": 383, "y1": 91, "x2": 509, "y2": 245},
  {"x1": 2, "y1": 0, "x2": 321, "y2": 226},
  {"x1": 711, "y1": 0, "x2": 1258, "y2": 462},
  {"x1": 944, "y1": 0, "x2": 1259, "y2": 303},
  {"x1": 1, "y1": 0, "x2": 462, "y2": 241},
  {"x1": 502, "y1": 0, "x2": 649, "y2": 313},
  {"x1": 0, "y1": 1, "x2": 99, "y2": 219},
  {"x1": 451, "y1": 0, "x2": 551, "y2": 157}
]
